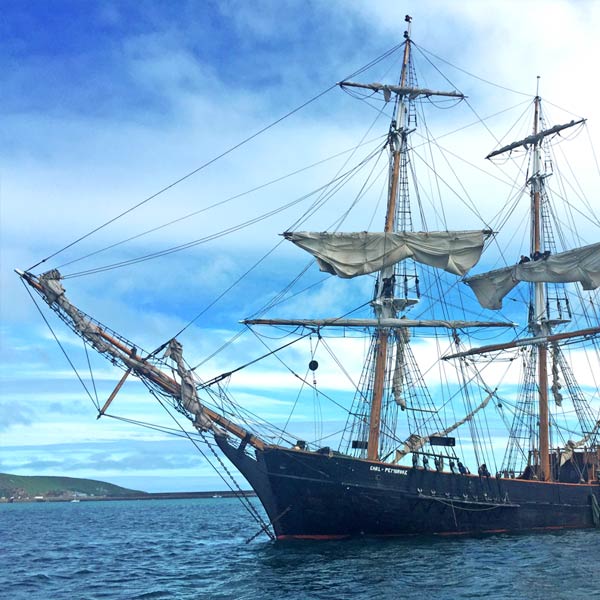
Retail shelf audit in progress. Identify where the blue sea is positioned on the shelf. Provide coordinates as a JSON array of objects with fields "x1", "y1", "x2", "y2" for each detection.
[{"x1": 1, "y1": 497, "x2": 599, "y2": 599}]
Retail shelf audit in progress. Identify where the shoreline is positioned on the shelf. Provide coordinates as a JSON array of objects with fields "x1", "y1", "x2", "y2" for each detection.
[{"x1": 1, "y1": 490, "x2": 256, "y2": 503}]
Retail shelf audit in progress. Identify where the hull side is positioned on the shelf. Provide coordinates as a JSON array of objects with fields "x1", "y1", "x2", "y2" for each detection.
[{"x1": 216, "y1": 435, "x2": 600, "y2": 539}]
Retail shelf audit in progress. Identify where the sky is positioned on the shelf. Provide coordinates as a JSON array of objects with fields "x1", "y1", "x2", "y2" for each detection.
[{"x1": 1, "y1": 0, "x2": 599, "y2": 493}]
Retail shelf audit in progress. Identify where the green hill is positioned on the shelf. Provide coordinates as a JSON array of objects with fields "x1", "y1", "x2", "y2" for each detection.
[{"x1": 0, "y1": 473, "x2": 146, "y2": 499}]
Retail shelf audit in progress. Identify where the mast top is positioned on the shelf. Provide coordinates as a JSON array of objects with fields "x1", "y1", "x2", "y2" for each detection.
[{"x1": 404, "y1": 14, "x2": 412, "y2": 39}]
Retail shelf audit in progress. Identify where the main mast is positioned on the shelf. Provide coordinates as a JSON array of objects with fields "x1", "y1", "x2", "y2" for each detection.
[
  {"x1": 366, "y1": 16, "x2": 413, "y2": 460},
  {"x1": 333, "y1": 16, "x2": 466, "y2": 461},
  {"x1": 251, "y1": 17, "x2": 476, "y2": 461}
]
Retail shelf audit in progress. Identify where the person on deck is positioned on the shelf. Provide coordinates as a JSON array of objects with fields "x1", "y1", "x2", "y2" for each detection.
[{"x1": 478, "y1": 463, "x2": 491, "y2": 477}]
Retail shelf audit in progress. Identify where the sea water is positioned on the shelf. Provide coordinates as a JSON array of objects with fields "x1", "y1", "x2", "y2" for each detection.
[{"x1": 1, "y1": 497, "x2": 599, "y2": 599}]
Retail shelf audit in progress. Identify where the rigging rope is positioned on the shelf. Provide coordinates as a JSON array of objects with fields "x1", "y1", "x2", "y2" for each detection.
[
  {"x1": 83, "y1": 339, "x2": 100, "y2": 410},
  {"x1": 26, "y1": 88, "x2": 338, "y2": 273},
  {"x1": 152, "y1": 391, "x2": 275, "y2": 540},
  {"x1": 21, "y1": 278, "x2": 99, "y2": 410},
  {"x1": 60, "y1": 143, "x2": 383, "y2": 281},
  {"x1": 27, "y1": 42, "x2": 405, "y2": 273},
  {"x1": 133, "y1": 142, "x2": 383, "y2": 345},
  {"x1": 54, "y1": 135, "x2": 386, "y2": 271},
  {"x1": 414, "y1": 43, "x2": 532, "y2": 97},
  {"x1": 196, "y1": 331, "x2": 312, "y2": 380}
]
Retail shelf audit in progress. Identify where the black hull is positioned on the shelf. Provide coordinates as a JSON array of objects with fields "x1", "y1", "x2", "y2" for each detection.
[{"x1": 216, "y1": 435, "x2": 600, "y2": 539}]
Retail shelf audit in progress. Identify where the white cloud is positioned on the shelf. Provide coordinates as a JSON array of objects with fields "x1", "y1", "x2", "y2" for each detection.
[{"x1": 2, "y1": 1, "x2": 599, "y2": 491}]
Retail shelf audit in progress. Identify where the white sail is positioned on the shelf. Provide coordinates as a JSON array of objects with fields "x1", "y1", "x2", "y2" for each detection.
[
  {"x1": 465, "y1": 242, "x2": 600, "y2": 310},
  {"x1": 284, "y1": 230, "x2": 490, "y2": 278},
  {"x1": 163, "y1": 339, "x2": 214, "y2": 430}
]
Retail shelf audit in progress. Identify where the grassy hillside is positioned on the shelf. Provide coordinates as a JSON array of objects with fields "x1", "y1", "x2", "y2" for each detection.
[{"x1": 0, "y1": 473, "x2": 146, "y2": 498}]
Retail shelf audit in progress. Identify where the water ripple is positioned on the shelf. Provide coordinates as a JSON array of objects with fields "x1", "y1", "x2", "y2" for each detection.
[{"x1": 1, "y1": 499, "x2": 599, "y2": 600}]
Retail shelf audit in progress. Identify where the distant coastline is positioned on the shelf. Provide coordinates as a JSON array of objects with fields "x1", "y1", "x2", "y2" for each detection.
[
  {"x1": 3, "y1": 491, "x2": 256, "y2": 504},
  {"x1": 0, "y1": 473, "x2": 254, "y2": 503}
]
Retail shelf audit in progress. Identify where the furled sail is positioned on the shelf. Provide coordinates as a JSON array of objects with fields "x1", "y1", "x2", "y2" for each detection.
[
  {"x1": 339, "y1": 80, "x2": 465, "y2": 101},
  {"x1": 33, "y1": 269, "x2": 215, "y2": 432},
  {"x1": 392, "y1": 329, "x2": 410, "y2": 409},
  {"x1": 550, "y1": 344, "x2": 563, "y2": 407},
  {"x1": 18, "y1": 269, "x2": 269, "y2": 448},
  {"x1": 486, "y1": 118, "x2": 586, "y2": 159},
  {"x1": 163, "y1": 339, "x2": 214, "y2": 431},
  {"x1": 284, "y1": 230, "x2": 491, "y2": 278},
  {"x1": 465, "y1": 242, "x2": 600, "y2": 310}
]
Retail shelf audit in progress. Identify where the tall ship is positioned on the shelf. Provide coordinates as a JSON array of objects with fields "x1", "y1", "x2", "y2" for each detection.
[{"x1": 17, "y1": 17, "x2": 600, "y2": 539}]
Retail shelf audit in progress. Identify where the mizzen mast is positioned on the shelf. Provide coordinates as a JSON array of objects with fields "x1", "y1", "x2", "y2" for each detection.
[
  {"x1": 483, "y1": 84, "x2": 587, "y2": 481},
  {"x1": 487, "y1": 87, "x2": 553, "y2": 480},
  {"x1": 531, "y1": 91, "x2": 552, "y2": 481}
]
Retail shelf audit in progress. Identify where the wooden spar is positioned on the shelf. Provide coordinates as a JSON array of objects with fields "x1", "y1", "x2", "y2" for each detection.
[
  {"x1": 539, "y1": 344, "x2": 550, "y2": 480},
  {"x1": 368, "y1": 333, "x2": 387, "y2": 457},
  {"x1": 532, "y1": 95, "x2": 551, "y2": 481},
  {"x1": 533, "y1": 96, "x2": 541, "y2": 255},
  {"x1": 367, "y1": 25, "x2": 411, "y2": 461},
  {"x1": 98, "y1": 368, "x2": 131, "y2": 418},
  {"x1": 442, "y1": 326, "x2": 600, "y2": 360},
  {"x1": 338, "y1": 81, "x2": 465, "y2": 99},
  {"x1": 101, "y1": 336, "x2": 267, "y2": 450},
  {"x1": 93, "y1": 333, "x2": 267, "y2": 450},
  {"x1": 368, "y1": 149, "x2": 399, "y2": 460},
  {"x1": 386, "y1": 142, "x2": 402, "y2": 232},
  {"x1": 485, "y1": 118, "x2": 585, "y2": 159},
  {"x1": 18, "y1": 270, "x2": 267, "y2": 451},
  {"x1": 242, "y1": 318, "x2": 515, "y2": 329}
]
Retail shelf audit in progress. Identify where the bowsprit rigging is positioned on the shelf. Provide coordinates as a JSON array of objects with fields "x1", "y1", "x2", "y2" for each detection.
[{"x1": 17, "y1": 15, "x2": 600, "y2": 539}]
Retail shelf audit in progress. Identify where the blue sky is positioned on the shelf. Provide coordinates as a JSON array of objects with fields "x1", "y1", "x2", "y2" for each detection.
[{"x1": 2, "y1": 1, "x2": 599, "y2": 493}]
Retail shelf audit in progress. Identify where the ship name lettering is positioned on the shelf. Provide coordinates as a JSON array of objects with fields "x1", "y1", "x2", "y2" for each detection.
[{"x1": 370, "y1": 465, "x2": 407, "y2": 476}]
